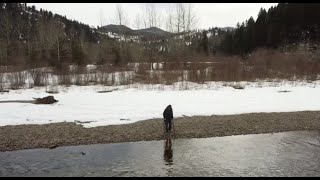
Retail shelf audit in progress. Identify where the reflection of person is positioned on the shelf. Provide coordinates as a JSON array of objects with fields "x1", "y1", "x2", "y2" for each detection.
[
  {"x1": 163, "y1": 105, "x2": 173, "y2": 133},
  {"x1": 164, "y1": 137, "x2": 173, "y2": 166}
]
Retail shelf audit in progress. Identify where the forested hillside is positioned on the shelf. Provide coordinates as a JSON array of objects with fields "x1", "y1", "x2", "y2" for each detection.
[
  {"x1": 0, "y1": 3, "x2": 235, "y2": 69},
  {"x1": 0, "y1": 3, "x2": 102, "y2": 67},
  {"x1": 220, "y1": 3, "x2": 320, "y2": 55}
]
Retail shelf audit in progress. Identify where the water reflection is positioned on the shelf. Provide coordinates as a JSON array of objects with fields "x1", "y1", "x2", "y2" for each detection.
[{"x1": 163, "y1": 137, "x2": 173, "y2": 166}]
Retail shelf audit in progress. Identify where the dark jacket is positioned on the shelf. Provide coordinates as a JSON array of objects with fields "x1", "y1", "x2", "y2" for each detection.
[{"x1": 163, "y1": 105, "x2": 173, "y2": 121}]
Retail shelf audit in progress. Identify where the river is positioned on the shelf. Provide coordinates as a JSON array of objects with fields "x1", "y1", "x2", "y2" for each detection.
[{"x1": 1, "y1": 130, "x2": 320, "y2": 176}]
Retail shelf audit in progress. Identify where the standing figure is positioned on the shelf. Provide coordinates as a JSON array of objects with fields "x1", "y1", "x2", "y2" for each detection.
[{"x1": 163, "y1": 105, "x2": 173, "y2": 133}]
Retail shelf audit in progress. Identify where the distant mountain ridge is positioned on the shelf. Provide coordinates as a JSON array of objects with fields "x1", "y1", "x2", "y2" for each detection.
[
  {"x1": 219, "y1": 27, "x2": 234, "y2": 31},
  {"x1": 99, "y1": 24, "x2": 235, "y2": 38},
  {"x1": 99, "y1": 24, "x2": 173, "y2": 37}
]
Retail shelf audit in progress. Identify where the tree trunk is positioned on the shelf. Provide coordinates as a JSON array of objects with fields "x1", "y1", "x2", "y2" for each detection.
[
  {"x1": 5, "y1": 37, "x2": 9, "y2": 64},
  {"x1": 57, "y1": 38, "x2": 60, "y2": 63},
  {"x1": 27, "y1": 28, "x2": 30, "y2": 55}
]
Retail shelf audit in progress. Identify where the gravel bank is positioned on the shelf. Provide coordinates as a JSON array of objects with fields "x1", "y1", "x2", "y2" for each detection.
[{"x1": 1, "y1": 111, "x2": 320, "y2": 152}]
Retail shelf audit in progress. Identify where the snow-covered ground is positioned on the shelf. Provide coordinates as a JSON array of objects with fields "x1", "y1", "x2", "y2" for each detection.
[{"x1": 1, "y1": 80, "x2": 320, "y2": 128}]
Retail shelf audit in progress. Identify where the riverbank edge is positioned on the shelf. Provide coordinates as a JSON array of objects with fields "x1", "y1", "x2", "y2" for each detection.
[{"x1": 1, "y1": 111, "x2": 320, "y2": 152}]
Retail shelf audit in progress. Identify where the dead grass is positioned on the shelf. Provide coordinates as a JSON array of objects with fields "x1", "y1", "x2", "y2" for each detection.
[
  {"x1": 0, "y1": 46, "x2": 319, "y2": 89},
  {"x1": 29, "y1": 68, "x2": 49, "y2": 87},
  {"x1": 7, "y1": 71, "x2": 26, "y2": 89},
  {"x1": 231, "y1": 84, "x2": 245, "y2": 90},
  {"x1": 0, "y1": 72, "x2": 3, "y2": 91},
  {"x1": 55, "y1": 66, "x2": 72, "y2": 86}
]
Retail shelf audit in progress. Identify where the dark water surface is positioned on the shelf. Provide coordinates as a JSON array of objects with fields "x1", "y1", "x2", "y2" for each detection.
[{"x1": 1, "y1": 130, "x2": 320, "y2": 177}]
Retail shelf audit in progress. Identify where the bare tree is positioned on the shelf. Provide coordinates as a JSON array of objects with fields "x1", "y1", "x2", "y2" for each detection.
[
  {"x1": 175, "y1": 3, "x2": 183, "y2": 33},
  {"x1": 144, "y1": 4, "x2": 162, "y2": 28},
  {"x1": 186, "y1": 4, "x2": 197, "y2": 32},
  {"x1": 38, "y1": 16, "x2": 51, "y2": 60},
  {"x1": 114, "y1": 4, "x2": 127, "y2": 26},
  {"x1": 134, "y1": 13, "x2": 141, "y2": 29},
  {"x1": 156, "y1": 8, "x2": 163, "y2": 29},
  {"x1": 14, "y1": 9, "x2": 28, "y2": 58},
  {"x1": 181, "y1": 4, "x2": 187, "y2": 32},
  {"x1": 99, "y1": 8, "x2": 106, "y2": 27},
  {"x1": 141, "y1": 9, "x2": 148, "y2": 29},
  {"x1": 166, "y1": 3, "x2": 197, "y2": 34},
  {"x1": 166, "y1": 5, "x2": 174, "y2": 33},
  {"x1": 145, "y1": 4, "x2": 153, "y2": 28},
  {"x1": 47, "y1": 19, "x2": 65, "y2": 65}
]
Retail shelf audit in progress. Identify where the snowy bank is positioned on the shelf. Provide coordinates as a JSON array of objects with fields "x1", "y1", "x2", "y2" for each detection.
[{"x1": 1, "y1": 80, "x2": 320, "y2": 128}]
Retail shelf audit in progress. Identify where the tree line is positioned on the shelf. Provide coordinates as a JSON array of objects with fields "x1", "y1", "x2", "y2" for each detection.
[
  {"x1": 219, "y1": 3, "x2": 320, "y2": 55},
  {"x1": 0, "y1": 3, "x2": 212, "y2": 69},
  {"x1": 3, "y1": 3, "x2": 319, "y2": 70}
]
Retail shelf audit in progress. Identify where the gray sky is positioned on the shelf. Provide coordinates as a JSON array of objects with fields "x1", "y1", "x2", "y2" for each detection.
[{"x1": 28, "y1": 3, "x2": 277, "y2": 30}]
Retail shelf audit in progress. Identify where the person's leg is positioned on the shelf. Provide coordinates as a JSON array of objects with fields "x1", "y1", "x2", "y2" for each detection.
[
  {"x1": 168, "y1": 120, "x2": 172, "y2": 132},
  {"x1": 165, "y1": 120, "x2": 169, "y2": 133}
]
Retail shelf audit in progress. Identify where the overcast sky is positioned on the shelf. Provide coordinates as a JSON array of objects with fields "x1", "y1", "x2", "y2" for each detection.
[{"x1": 28, "y1": 3, "x2": 277, "y2": 30}]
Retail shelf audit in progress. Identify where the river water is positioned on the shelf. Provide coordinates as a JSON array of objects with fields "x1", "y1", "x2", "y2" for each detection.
[{"x1": 1, "y1": 130, "x2": 320, "y2": 177}]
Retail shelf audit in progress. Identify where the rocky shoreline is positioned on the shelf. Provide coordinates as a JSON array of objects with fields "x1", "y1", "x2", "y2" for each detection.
[{"x1": 1, "y1": 111, "x2": 320, "y2": 152}]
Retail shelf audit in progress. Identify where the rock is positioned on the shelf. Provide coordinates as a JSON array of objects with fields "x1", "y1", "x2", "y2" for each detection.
[
  {"x1": 49, "y1": 144, "x2": 58, "y2": 149},
  {"x1": 97, "y1": 88, "x2": 119, "y2": 93},
  {"x1": 120, "y1": 118, "x2": 130, "y2": 121},
  {"x1": 277, "y1": 90, "x2": 291, "y2": 93},
  {"x1": 33, "y1": 96, "x2": 58, "y2": 104}
]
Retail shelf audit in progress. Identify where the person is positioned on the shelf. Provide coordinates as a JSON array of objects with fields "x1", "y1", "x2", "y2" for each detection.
[{"x1": 163, "y1": 105, "x2": 173, "y2": 133}]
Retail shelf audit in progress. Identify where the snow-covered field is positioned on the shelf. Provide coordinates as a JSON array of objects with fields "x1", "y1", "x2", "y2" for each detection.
[{"x1": 1, "y1": 80, "x2": 320, "y2": 128}]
